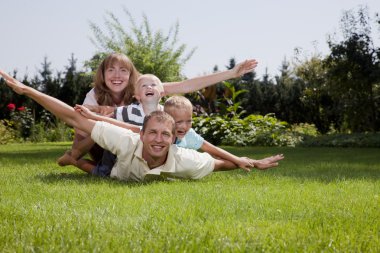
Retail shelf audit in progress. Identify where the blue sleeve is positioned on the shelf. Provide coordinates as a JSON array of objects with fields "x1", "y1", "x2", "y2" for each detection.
[{"x1": 175, "y1": 128, "x2": 204, "y2": 150}]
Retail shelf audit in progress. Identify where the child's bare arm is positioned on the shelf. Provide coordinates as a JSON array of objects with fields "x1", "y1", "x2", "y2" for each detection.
[{"x1": 75, "y1": 105, "x2": 141, "y2": 133}]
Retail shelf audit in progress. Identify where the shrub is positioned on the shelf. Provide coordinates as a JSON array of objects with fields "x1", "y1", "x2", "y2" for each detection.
[
  {"x1": 193, "y1": 113, "x2": 308, "y2": 147},
  {"x1": 300, "y1": 132, "x2": 380, "y2": 147},
  {"x1": 0, "y1": 120, "x2": 18, "y2": 144},
  {"x1": 30, "y1": 111, "x2": 74, "y2": 142}
]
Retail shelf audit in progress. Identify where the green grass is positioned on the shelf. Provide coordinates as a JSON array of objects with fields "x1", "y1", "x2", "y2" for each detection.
[{"x1": 0, "y1": 143, "x2": 379, "y2": 252}]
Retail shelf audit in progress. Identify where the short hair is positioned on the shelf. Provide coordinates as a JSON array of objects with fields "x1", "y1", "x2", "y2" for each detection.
[
  {"x1": 142, "y1": 111, "x2": 175, "y2": 134},
  {"x1": 164, "y1": 95, "x2": 193, "y2": 113},
  {"x1": 134, "y1": 74, "x2": 164, "y2": 96}
]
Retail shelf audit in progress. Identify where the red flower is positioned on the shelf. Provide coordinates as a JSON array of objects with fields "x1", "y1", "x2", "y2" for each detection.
[
  {"x1": 17, "y1": 106, "x2": 26, "y2": 111},
  {"x1": 7, "y1": 103, "x2": 16, "y2": 111}
]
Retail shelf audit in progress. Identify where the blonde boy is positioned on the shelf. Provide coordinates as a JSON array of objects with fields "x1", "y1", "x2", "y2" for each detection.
[{"x1": 164, "y1": 96, "x2": 251, "y2": 169}]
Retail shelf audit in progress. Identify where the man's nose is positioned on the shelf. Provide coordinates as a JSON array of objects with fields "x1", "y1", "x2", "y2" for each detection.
[{"x1": 155, "y1": 133, "x2": 163, "y2": 142}]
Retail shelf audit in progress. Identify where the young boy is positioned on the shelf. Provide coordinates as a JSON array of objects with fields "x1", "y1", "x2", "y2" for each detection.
[{"x1": 164, "y1": 96, "x2": 284, "y2": 169}]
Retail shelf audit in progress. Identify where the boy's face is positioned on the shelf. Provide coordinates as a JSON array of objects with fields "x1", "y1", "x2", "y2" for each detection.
[
  {"x1": 168, "y1": 108, "x2": 192, "y2": 139},
  {"x1": 134, "y1": 76, "x2": 164, "y2": 103}
]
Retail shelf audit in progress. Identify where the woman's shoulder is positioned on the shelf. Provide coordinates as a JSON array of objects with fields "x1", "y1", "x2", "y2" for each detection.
[{"x1": 83, "y1": 88, "x2": 98, "y2": 105}]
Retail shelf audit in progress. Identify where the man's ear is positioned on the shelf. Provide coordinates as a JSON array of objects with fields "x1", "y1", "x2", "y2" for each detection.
[{"x1": 140, "y1": 130, "x2": 144, "y2": 141}]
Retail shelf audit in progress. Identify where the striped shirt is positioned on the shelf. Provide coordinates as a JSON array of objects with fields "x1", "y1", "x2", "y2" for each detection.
[{"x1": 114, "y1": 103, "x2": 164, "y2": 125}]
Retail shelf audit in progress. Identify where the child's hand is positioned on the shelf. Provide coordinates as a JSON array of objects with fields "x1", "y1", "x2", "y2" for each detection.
[
  {"x1": 250, "y1": 154, "x2": 285, "y2": 170},
  {"x1": 236, "y1": 157, "x2": 255, "y2": 172},
  {"x1": 74, "y1": 104, "x2": 98, "y2": 120},
  {"x1": 232, "y1": 59, "x2": 258, "y2": 78},
  {"x1": 84, "y1": 105, "x2": 114, "y2": 117}
]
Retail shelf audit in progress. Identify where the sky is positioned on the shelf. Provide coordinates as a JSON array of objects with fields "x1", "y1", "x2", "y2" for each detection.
[{"x1": 1, "y1": 0, "x2": 380, "y2": 80}]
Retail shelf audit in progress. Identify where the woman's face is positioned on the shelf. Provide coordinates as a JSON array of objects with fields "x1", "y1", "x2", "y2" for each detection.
[{"x1": 104, "y1": 62, "x2": 130, "y2": 96}]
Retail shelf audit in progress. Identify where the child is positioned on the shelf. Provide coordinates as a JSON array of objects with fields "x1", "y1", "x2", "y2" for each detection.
[{"x1": 164, "y1": 96, "x2": 284, "y2": 169}]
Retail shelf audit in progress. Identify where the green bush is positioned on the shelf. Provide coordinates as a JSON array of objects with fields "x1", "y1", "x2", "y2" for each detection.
[
  {"x1": 30, "y1": 120, "x2": 74, "y2": 142},
  {"x1": 0, "y1": 120, "x2": 18, "y2": 144},
  {"x1": 300, "y1": 132, "x2": 380, "y2": 147},
  {"x1": 193, "y1": 113, "x2": 313, "y2": 147}
]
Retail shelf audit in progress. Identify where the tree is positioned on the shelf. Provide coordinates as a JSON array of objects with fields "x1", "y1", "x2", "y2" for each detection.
[
  {"x1": 294, "y1": 54, "x2": 337, "y2": 133},
  {"x1": 38, "y1": 57, "x2": 60, "y2": 97},
  {"x1": 87, "y1": 8, "x2": 195, "y2": 82},
  {"x1": 58, "y1": 54, "x2": 92, "y2": 106},
  {"x1": 324, "y1": 6, "x2": 380, "y2": 132}
]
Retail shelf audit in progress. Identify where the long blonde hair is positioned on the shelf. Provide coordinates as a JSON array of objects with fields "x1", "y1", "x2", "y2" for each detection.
[{"x1": 93, "y1": 53, "x2": 140, "y2": 106}]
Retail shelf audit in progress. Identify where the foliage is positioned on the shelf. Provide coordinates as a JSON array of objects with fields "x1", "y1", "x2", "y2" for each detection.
[
  {"x1": 30, "y1": 110, "x2": 74, "y2": 142},
  {"x1": 193, "y1": 113, "x2": 309, "y2": 147},
  {"x1": 0, "y1": 120, "x2": 18, "y2": 144},
  {"x1": 1, "y1": 144, "x2": 379, "y2": 252},
  {"x1": 324, "y1": 6, "x2": 380, "y2": 132},
  {"x1": 57, "y1": 54, "x2": 93, "y2": 106},
  {"x1": 88, "y1": 8, "x2": 195, "y2": 81},
  {"x1": 8, "y1": 104, "x2": 35, "y2": 139},
  {"x1": 300, "y1": 132, "x2": 380, "y2": 148}
]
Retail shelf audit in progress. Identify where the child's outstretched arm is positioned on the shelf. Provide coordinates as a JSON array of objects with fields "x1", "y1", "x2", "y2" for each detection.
[
  {"x1": 201, "y1": 140, "x2": 284, "y2": 171},
  {"x1": 0, "y1": 70, "x2": 95, "y2": 134},
  {"x1": 201, "y1": 140, "x2": 253, "y2": 171},
  {"x1": 75, "y1": 105, "x2": 141, "y2": 133},
  {"x1": 162, "y1": 59, "x2": 258, "y2": 95}
]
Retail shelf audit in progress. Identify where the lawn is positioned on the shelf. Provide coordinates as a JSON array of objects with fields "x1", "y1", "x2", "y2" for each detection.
[{"x1": 0, "y1": 143, "x2": 379, "y2": 252}]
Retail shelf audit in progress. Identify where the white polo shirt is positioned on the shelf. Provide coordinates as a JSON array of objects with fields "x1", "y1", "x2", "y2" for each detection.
[{"x1": 91, "y1": 121, "x2": 215, "y2": 182}]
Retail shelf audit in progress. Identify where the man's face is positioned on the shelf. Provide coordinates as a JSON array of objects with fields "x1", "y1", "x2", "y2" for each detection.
[{"x1": 140, "y1": 117, "x2": 175, "y2": 162}]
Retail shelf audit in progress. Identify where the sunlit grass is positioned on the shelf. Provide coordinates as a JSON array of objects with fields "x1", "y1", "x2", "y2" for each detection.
[{"x1": 0, "y1": 143, "x2": 379, "y2": 252}]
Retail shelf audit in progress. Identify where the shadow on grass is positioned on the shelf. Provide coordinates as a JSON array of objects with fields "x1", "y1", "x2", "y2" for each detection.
[
  {"x1": 34, "y1": 171, "x2": 174, "y2": 188},
  {"x1": 35, "y1": 172, "x2": 144, "y2": 187}
]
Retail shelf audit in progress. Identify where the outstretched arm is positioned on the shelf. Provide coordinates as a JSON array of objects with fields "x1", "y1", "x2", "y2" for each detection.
[
  {"x1": 201, "y1": 141, "x2": 284, "y2": 171},
  {"x1": 75, "y1": 105, "x2": 141, "y2": 133},
  {"x1": 0, "y1": 70, "x2": 95, "y2": 134},
  {"x1": 201, "y1": 140, "x2": 253, "y2": 171},
  {"x1": 162, "y1": 59, "x2": 258, "y2": 95}
]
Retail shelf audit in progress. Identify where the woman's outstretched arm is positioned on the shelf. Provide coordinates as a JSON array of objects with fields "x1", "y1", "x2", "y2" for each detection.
[
  {"x1": 0, "y1": 70, "x2": 95, "y2": 134},
  {"x1": 162, "y1": 59, "x2": 258, "y2": 95}
]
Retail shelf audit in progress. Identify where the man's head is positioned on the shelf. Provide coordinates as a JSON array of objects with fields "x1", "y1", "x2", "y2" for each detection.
[
  {"x1": 140, "y1": 111, "x2": 176, "y2": 164},
  {"x1": 134, "y1": 74, "x2": 164, "y2": 104},
  {"x1": 164, "y1": 96, "x2": 193, "y2": 139}
]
